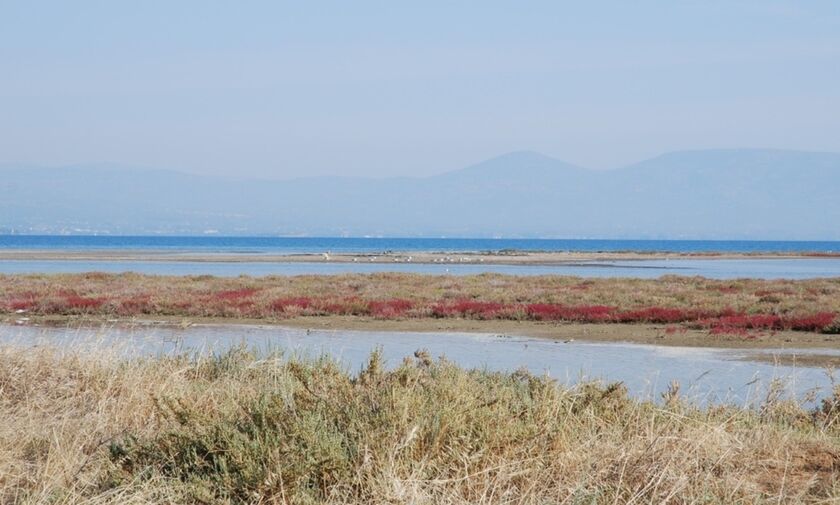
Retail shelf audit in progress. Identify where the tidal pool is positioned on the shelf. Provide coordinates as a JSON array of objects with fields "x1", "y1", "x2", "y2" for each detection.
[{"x1": 1, "y1": 323, "x2": 836, "y2": 406}]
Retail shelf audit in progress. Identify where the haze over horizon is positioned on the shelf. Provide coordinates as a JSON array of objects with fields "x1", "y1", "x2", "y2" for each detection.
[
  {"x1": 3, "y1": 148, "x2": 839, "y2": 239},
  {"x1": 3, "y1": 1, "x2": 840, "y2": 179},
  {"x1": 8, "y1": 146, "x2": 840, "y2": 183},
  {"x1": 6, "y1": 146, "x2": 840, "y2": 182}
]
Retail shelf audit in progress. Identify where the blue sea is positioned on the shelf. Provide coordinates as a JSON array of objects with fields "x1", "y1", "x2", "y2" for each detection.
[
  {"x1": 1, "y1": 235, "x2": 839, "y2": 254},
  {"x1": 2, "y1": 236, "x2": 840, "y2": 278}
]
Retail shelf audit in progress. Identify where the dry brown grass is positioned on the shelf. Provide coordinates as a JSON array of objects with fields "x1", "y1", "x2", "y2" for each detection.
[{"x1": 1, "y1": 343, "x2": 839, "y2": 504}]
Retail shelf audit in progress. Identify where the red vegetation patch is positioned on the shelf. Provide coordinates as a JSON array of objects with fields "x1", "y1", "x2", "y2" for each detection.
[
  {"x1": 615, "y1": 307, "x2": 695, "y2": 324},
  {"x1": 322, "y1": 300, "x2": 362, "y2": 316},
  {"x1": 368, "y1": 299, "x2": 413, "y2": 318},
  {"x1": 3, "y1": 291, "x2": 41, "y2": 311},
  {"x1": 271, "y1": 297, "x2": 313, "y2": 312},
  {"x1": 526, "y1": 304, "x2": 614, "y2": 322},
  {"x1": 431, "y1": 300, "x2": 508, "y2": 319},
  {"x1": 172, "y1": 301, "x2": 193, "y2": 311},
  {"x1": 9, "y1": 300, "x2": 35, "y2": 311},
  {"x1": 232, "y1": 300, "x2": 256, "y2": 313},
  {"x1": 785, "y1": 312, "x2": 836, "y2": 332},
  {"x1": 706, "y1": 314, "x2": 782, "y2": 334},
  {"x1": 118, "y1": 294, "x2": 153, "y2": 315},
  {"x1": 63, "y1": 294, "x2": 106, "y2": 311}
]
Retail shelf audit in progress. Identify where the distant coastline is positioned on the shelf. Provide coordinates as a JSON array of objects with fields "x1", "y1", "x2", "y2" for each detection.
[
  {"x1": 2, "y1": 248, "x2": 840, "y2": 264},
  {"x1": 1, "y1": 235, "x2": 840, "y2": 255}
]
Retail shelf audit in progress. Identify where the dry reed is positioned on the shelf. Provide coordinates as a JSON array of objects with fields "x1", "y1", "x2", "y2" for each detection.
[{"x1": 0, "y1": 343, "x2": 838, "y2": 504}]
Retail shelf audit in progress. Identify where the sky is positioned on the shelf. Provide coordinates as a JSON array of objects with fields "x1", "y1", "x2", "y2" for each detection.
[{"x1": 2, "y1": 1, "x2": 839, "y2": 179}]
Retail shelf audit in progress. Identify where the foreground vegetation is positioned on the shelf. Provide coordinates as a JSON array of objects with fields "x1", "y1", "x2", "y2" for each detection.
[
  {"x1": 2, "y1": 273, "x2": 840, "y2": 337},
  {"x1": 1, "y1": 344, "x2": 839, "y2": 504}
]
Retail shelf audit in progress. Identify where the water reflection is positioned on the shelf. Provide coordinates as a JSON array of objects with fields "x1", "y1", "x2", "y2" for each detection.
[{"x1": 1, "y1": 322, "x2": 834, "y2": 406}]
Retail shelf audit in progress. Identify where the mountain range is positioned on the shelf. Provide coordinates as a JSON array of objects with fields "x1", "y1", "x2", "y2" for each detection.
[{"x1": 1, "y1": 149, "x2": 839, "y2": 239}]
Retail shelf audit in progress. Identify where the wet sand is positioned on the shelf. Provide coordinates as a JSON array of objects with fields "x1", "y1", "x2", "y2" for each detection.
[
  {"x1": 743, "y1": 352, "x2": 840, "y2": 368},
  {"x1": 1, "y1": 249, "x2": 837, "y2": 265}
]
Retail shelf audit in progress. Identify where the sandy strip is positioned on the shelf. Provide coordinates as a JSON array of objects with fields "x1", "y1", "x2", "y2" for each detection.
[{"x1": 1, "y1": 249, "x2": 837, "y2": 264}]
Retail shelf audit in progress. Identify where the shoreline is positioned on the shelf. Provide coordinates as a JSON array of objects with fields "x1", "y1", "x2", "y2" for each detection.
[
  {"x1": 8, "y1": 315, "x2": 840, "y2": 367},
  {"x1": 12, "y1": 313, "x2": 840, "y2": 351},
  {"x1": 2, "y1": 248, "x2": 840, "y2": 265}
]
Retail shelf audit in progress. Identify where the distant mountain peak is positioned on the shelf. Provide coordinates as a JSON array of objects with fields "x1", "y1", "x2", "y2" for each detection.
[
  {"x1": 1, "y1": 148, "x2": 839, "y2": 238},
  {"x1": 436, "y1": 150, "x2": 586, "y2": 180},
  {"x1": 477, "y1": 150, "x2": 577, "y2": 166},
  {"x1": 488, "y1": 150, "x2": 561, "y2": 162}
]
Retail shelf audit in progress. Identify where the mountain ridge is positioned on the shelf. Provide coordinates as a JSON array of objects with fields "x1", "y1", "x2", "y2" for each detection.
[{"x1": 1, "y1": 148, "x2": 839, "y2": 239}]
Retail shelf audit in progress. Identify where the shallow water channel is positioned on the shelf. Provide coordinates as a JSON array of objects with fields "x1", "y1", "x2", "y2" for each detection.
[
  {"x1": 3, "y1": 258, "x2": 840, "y2": 279},
  {"x1": 2, "y1": 323, "x2": 837, "y2": 406}
]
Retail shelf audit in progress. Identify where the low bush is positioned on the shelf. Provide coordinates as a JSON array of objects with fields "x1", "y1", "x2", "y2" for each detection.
[{"x1": 2, "y1": 346, "x2": 838, "y2": 503}]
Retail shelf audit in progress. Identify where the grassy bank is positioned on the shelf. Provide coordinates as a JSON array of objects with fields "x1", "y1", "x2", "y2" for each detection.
[
  {"x1": 1, "y1": 345, "x2": 839, "y2": 504},
  {"x1": 3, "y1": 273, "x2": 840, "y2": 339}
]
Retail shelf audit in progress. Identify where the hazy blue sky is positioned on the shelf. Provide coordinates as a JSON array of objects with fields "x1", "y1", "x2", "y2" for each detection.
[{"x1": 2, "y1": 1, "x2": 839, "y2": 178}]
